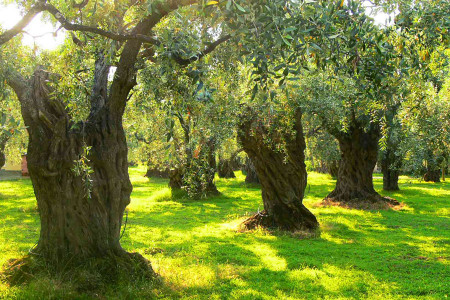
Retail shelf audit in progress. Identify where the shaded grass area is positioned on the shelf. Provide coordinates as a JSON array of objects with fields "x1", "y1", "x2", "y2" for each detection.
[{"x1": 0, "y1": 168, "x2": 448, "y2": 299}]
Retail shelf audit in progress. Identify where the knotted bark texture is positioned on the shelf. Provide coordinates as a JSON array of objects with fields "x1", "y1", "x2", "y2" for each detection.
[
  {"x1": 7, "y1": 62, "x2": 154, "y2": 280},
  {"x1": 324, "y1": 121, "x2": 399, "y2": 208},
  {"x1": 238, "y1": 108, "x2": 318, "y2": 231}
]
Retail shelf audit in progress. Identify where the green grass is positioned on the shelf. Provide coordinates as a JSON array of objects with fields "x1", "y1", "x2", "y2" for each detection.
[{"x1": 0, "y1": 167, "x2": 449, "y2": 299}]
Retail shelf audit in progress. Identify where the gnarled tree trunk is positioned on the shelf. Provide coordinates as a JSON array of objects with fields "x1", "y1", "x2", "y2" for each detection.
[
  {"x1": 218, "y1": 149, "x2": 241, "y2": 178},
  {"x1": 7, "y1": 55, "x2": 154, "y2": 279},
  {"x1": 243, "y1": 157, "x2": 259, "y2": 184},
  {"x1": 0, "y1": 135, "x2": 7, "y2": 169},
  {"x1": 145, "y1": 166, "x2": 170, "y2": 178},
  {"x1": 423, "y1": 167, "x2": 440, "y2": 182},
  {"x1": 169, "y1": 168, "x2": 183, "y2": 189},
  {"x1": 218, "y1": 157, "x2": 235, "y2": 178},
  {"x1": 325, "y1": 123, "x2": 398, "y2": 206},
  {"x1": 238, "y1": 108, "x2": 318, "y2": 231}
]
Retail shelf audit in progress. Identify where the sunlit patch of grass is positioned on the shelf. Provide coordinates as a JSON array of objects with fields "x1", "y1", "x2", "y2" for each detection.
[{"x1": 0, "y1": 167, "x2": 448, "y2": 299}]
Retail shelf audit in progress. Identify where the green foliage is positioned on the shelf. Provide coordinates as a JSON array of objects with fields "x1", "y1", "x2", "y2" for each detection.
[
  {"x1": 400, "y1": 76, "x2": 450, "y2": 176},
  {"x1": 1, "y1": 167, "x2": 449, "y2": 299},
  {"x1": 72, "y1": 145, "x2": 94, "y2": 200}
]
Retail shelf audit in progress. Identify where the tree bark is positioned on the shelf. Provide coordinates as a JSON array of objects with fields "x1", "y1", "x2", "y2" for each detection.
[
  {"x1": 325, "y1": 122, "x2": 398, "y2": 206},
  {"x1": 382, "y1": 163, "x2": 400, "y2": 191},
  {"x1": 380, "y1": 149, "x2": 401, "y2": 191},
  {"x1": 237, "y1": 108, "x2": 318, "y2": 231},
  {"x1": 328, "y1": 160, "x2": 340, "y2": 179},
  {"x1": 6, "y1": 59, "x2": 154, "y2": 278},
  {"x1": 423, "y1": 168, "x2": 440, "y2": 182},
  {"x1": 0, "y1": 135, "x2": 7, "y2": 169},
  {"x1": 218, "y1": 157, "x2": 236, "y2": 178},
  {"x1": 1, "y1": 0, "x2": 220, "y2": 283},
  {"x1": 145, "y1": 166, "x2": 170, "y2": 178},
  {"x1": 243, "y1": 157, "x2": 259, "y2": 184},
  {"x1": 169, "y1": 167, "x2": 183, "y2": 189},
  {"x1": 18, "y1": 68, "x2": 140, "y2": 264},
  {"x1": 205, "y1": 138, "x2": 219, "y2": 194}
]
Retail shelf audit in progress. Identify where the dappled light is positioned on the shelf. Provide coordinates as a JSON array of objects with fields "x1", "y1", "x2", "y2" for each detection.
[
  {"x1": 0, "y1": 0, "x2": 448, "y2": 298},
  {"x1": 1, "y1": 167, "x2": 448, "y2": 298}
]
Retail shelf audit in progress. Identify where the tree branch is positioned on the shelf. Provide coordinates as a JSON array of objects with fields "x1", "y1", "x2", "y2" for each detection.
[
  {"x1": 4, "y1": 69, "x2": 29, "y2": 102},
  {"x1": 0, "y1": 1, "x2": 47, "y2": 46},
  {"x1": 42, "y1": 3, "x2": 161, "y2": 45},
  {"x1": 134, "y1": 133, "x2": 153, "y2": 145},
  {"x1": 173, "y1": 35, "x2": 231, "y2": 66}
]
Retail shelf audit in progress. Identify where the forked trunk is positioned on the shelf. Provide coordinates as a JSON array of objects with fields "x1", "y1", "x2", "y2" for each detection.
[
  {"x1": 17, "y1": 69, "x2": 145, "y2": 266},
  {"x1": 325, "y1": 124, "x2": 398, "y2": 206},
  {"x1": 238, "y1": 108, "x2": 318, "y2": 231},
  {"x1": 6, "y1": 60, "x2": 154, "y2": 280}
]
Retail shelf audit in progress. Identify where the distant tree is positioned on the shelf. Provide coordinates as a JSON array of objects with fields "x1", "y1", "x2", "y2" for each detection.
[
  {"x1": 400, "y1": 76, "x2": 450, "y2": 182},
  {"x1": 303, "y1": 113, "x2": 340, "y2": 178}
]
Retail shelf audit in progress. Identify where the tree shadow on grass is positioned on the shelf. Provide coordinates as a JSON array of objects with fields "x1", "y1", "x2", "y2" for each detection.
[
  {"x1": 122, "y1": 172, "x2": 449, "y2": 299},
  {"x1": 1, "y1": 171, "x2": 448, "y2": 299}
]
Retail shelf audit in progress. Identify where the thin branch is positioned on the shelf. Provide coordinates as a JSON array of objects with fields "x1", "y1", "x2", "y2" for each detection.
[
  {"x1": 73, "y1": 0, "x2": 89, "y2": 9},
  {"x1": 134, "y1": 132, "x2": 153, "y2": 145},
  {"x1": 42, "y1": 3, "x2": 161, "y2": 45},
  {"x1": 173, "y1": 35, "x2": 231, "y2": 66}
]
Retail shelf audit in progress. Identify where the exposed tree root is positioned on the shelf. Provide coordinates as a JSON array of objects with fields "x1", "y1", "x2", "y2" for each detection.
[
  {"x1": 321, "y1": 193, "x2": 402, "y2": 210},
  {"x1": 240, "y1": 210, "x2": 318, "y2": 232},
  {"x1": 2, "y1": 251, "x2": 157, "y2": 291}
]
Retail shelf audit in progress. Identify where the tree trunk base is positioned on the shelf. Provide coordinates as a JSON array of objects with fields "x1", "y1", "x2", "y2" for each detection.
[
  {"x1": 218, "y1": 159, "x2": 236, "y2": 178},
  {"x1": 240, "y1": 209, "x2": 318, "y2": 232},
  {"x1": 323, "y1": 191, "x2": 400, "y2": 210},
  {"x1": 3, "y1": 250, "x2": 156, "y2": 290},
  {"x1": 0, "y1": 152, "x2": 5, "y2": 170},
  {"x1": 423, "y1": 170, "x2": 440, "y2": 182},
  {"x1": 205, "y1": 184, "x2": 220, "y2": 197},
  {"x1": 145, "y1": 167, "x2": 170, "y2": 179}
]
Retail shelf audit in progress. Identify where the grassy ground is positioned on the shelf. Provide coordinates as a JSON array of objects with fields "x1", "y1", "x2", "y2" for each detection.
[{"x1": 0, "y1": 167, "x2": 448, "y2": 299}]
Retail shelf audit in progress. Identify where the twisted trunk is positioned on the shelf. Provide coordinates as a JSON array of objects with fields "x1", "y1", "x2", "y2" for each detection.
[
  {"x1": 238, "y1": 108, "x2": 318, "y2": 231},
  {"x1": 11, "y1": 67, "x2": 145, "y2": 268},
  {"x1": 423, "y1": 152, "x2": 441, "y2": 182},
  {"x1": 145, "y1": 166, "x2": 170, "y2": 178},
  {"x1": 218, "y1": 158, "x2": 235, "y2": 178},
  {"x1": 6, "y1": 47, "x2": 154, "y2": 279},
  {"x1": 169, "y1": 168, "x2": 183, "y2": 189},
  {"x1": 325, "y1": 123, "x2": 398, "y2": 206},
  {"x1": 218, "y1": 149, "x2": 241, "y2": 178},
  {"x1": 243, "y1": 157, "x2": 259, "y2": 184}
]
